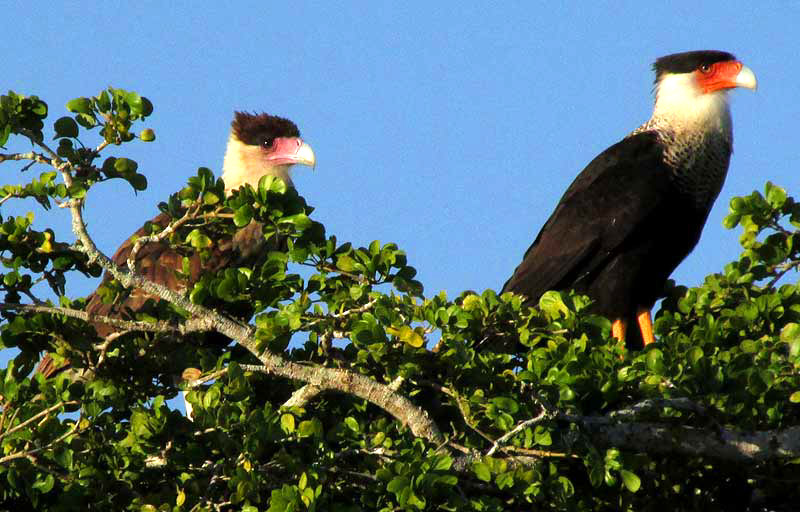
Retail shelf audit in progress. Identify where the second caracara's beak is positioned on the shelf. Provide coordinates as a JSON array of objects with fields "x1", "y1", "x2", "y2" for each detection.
[
  {"x1": 734, "y1": 65, "x2": 757, "y2": 91},
  {"x1": 697, "y1": 61, "x2": 757, "y2": 93},
  {"x1": 266, "y1": 137, "x2": 316, "y2": 169}
]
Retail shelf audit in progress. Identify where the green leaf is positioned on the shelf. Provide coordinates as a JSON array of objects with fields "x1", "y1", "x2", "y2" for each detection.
[
  {"x1": 490, "y1": 397, "x2": 519, "y2": 414},
  {"x1": 95, "y1": 90, "x2": 111, "y2": 112},
  {"x1": 280, "y1": 213, "x2": 312, "y2": 230},
  {"x1": 53, "y1": 116, "x2": 78, "y2": 138},
  {"x1": 688, "y1": 346, "x2": 703, "y2": 365},
  {"x1": 349, "y1": 285, "x2": 363, "y2": 300},
  {"x1": 723, "y1": 212, "x2": 740, "y2": 229},
  {"x1": 344, "y1": 416, "x2": 359, "y2": 432},
  {"x1": 539, "y1": 290, "x2": 569, "y2": 318},
  {"x1": 790, "y1": 392, "x2": 800, "y2": 404},
  {"x1": 139, "y1": 128, "x2": 155, "y2": 141},
  {"x1": 281, "y1": 413, "x2": 296, "y2": 433},
  {"x1": 645, "y1": 348, "x2": 664, "y2": 374},
  {"x1": 140, "y1": 97, "x2": 154, "y2": 117},
  {"x1": 66, "y1": 97, "x2": 92, "y2": 114},
  {"x1": 432, "y1": 455, "x2": 452, "y2": 471},
  {"x1": 186, "y1": 229, "x2": 212, "y2": 249},
  {"x1": 202, "y1": 191, "x2": 220, "y2": 205},
  {"x1": 620, "y1": 470, "x2": 641, "y2": 492},
  {"x1": 269, "y1": 176, "x2": 288, "y2": 193},
  {"x1": 473, "y1": 462, "x2": 491, "y2": 482},
  {"x1": 234, "y1": 204, "x2": 254, "y2": 227},
  {"x1": 113, "y1": 157, "x2": 136, "y2": 173},
  {"x1": 765, "y1": 182, "x2": 787, "y2": 208},
  {"x1": 740, "y1": 340, "x2": 758, "y2": 353},
  {"x1": 387, "y1": 476, "x2": 409, "y2": 493},
  {"x1": 387, "y1": 325, "x2": 424, "y2": 348},
  {"x1": 127, "y1": 173, "x2": 147, "y2": 191},
  {"x1": 336, "y1": 254, "x2": 357, "y2": 272},
  {"x1": 297, "y1": 420, "x2": 317, "y2": 438},
  {"x1": 32, "y1": 473, "x2": 55, "y2": 493},
  {"x1": 781, "y1": 323, "x2": 800, "y2": 343},
  {"x1": 534, "y1": 426, "x2": 552, "y2": 446}
]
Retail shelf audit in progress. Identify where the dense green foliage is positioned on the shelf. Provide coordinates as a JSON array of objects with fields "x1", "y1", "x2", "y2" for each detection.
[{"x1": 0, "y1": 89, "x2": 798, "y2": 511}]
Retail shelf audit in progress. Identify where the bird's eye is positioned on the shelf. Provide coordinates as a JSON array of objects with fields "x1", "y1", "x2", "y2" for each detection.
[
  {"x1": 699, "y1": 64, "x2": 712, "y2": 74},
  {"x1": 262, "y1": 138, "x2": 274, "y2": 148}
]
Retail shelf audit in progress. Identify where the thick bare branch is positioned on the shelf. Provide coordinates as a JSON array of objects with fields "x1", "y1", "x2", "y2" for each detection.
[
  {"x1": 0, "y1": 151, "x2": 51, "y2": 166},
  {"x1": 608, "y1": 397, "x2": 708, "y2": 419},
  {"x1": 241, "y1": 362, "x2": 441, "y2": 442},
  {"x1": 282, "y1": 383, "x2": 323, "y2": 409},
  {"x1": 569, "y1": 415, "x2": 800, "y2": 463},
  {"x1": 61, "y1": 186, "x2": 443, "y2": 444}
]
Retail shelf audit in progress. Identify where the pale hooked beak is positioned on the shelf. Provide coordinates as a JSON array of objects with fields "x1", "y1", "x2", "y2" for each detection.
[
  {"x1": 266, "y1": 137, "x2": 316, "y2": 168},
  {"x1": 293, "y1": 141, "x2": 316, "y2": 169},
  {"x1": 735, "y1": 65, "x2": 757, "y2": 91}
]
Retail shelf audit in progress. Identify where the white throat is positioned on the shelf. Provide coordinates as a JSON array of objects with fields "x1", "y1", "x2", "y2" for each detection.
[
  {"x1": 221, "y1": 135, "x2": 293, "y2": 195},
  {"x1": 651, "y1": 73, "x2": 733, "y2": 138}
]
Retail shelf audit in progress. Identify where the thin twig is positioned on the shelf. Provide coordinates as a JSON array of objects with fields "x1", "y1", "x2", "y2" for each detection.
[
  {"x1": 185, "y1": 368, "x2": 229, "y2": 389},
  {"x1": 0, "y1": 417, "x2": 86, "y2": 465},
  {"x1": 765, "y1": 259, "x2": 800, "y2": 289},
  {"x1": 486, "y1": 408, "x2": 549, "y2": 456},
  {"x1": 0, "y1": 400, "x2": 79, "y2": 443},
  {"x1": 300, "y1": 297, "x2": 380, "y2": 331}
]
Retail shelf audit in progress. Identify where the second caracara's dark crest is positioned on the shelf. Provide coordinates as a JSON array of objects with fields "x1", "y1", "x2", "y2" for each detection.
[
  {"x1": 502, "y1": 50, "x2": 756, "y2": 348},
  {"x1": 653, "y1": 50, "x2": 736, "y2": 80},
  {"x1": 36, "y1": 111, "x2": 315, "y2": 378}
]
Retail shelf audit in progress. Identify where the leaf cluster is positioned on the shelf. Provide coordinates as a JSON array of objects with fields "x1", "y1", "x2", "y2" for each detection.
[{"x1": 0, "y1": 91, "x2": 798, "y2": 511}]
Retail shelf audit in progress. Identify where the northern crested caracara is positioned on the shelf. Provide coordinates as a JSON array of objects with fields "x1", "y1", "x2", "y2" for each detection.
[
  {"x1": 36, "y1": 112, "x2": 315, "y2": 377},
  {"x1": 502, "y1": 50, "x2": 756, "y2": 347}
]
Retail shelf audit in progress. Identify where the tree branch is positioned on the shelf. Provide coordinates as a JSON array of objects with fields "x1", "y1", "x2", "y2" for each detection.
[
  {"x1": 10, "y1": 127, "x2": 443, "y2": 445},
  {"x1": 568, "y1": 415, "x2": 800, "y2": 463},
  {"x1": 53, "y1": 162, "x2": 444, "y2": 444},
  {"x1": 0, "y1": 415, "x2": 85, "y2": 465},
  {"x1": 0, "y1": 302, "x2": 214, "y2": 336},
  {"x1": 0, "y1": 400, "x2": 79, "y2": 443},
  {"x1": 0, "y1": 151, "x2": 51, "y2": 166}
]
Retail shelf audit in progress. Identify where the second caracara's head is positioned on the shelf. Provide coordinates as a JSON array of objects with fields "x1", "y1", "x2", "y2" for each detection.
[
  {"x1": 222, "y1": 112, "x2": 316, "y2": 193},
  {"x1": 651, "y1": 50, "x2": 757, "y2": 130}
]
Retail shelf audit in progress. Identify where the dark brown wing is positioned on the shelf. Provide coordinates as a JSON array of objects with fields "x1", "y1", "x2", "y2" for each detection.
[
  {"x1": 86, "y1": 212, "x2": 265, "y2": 336},
  {"x1": 502, "y1": 132, "x2": 709, "y2": 319},
  {"x1": 36, "y1": 211, "x2": 266, "y2": 376}
]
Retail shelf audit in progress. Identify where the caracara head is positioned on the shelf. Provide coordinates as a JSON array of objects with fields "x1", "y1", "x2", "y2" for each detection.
[
  {"x1": 221, "y1": 112, "x2": 315, "y2": 194},
  {"x1": 651, "y1": 50, "x2": 756, "y2": 131}
]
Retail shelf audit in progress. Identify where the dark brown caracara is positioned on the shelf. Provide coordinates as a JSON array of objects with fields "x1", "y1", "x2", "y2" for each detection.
[
  {"x1": 502, "y1": 50, "x2": 756, "y2": 347},
  {"x1": 36, "y1": 112, "x2": 315, "y2": 377}
]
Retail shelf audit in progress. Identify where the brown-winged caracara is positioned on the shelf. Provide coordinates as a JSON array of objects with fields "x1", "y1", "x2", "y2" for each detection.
[{"x1": 36, "y1": 112, "x2": 315, "y2": 378}]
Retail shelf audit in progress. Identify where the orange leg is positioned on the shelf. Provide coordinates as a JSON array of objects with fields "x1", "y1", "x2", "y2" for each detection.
[
  {"x1": 611, "y1": 319, "x2": 627, "y2": 342},
  {"x1": 636, "y1": 308, "x2": 656, "y2": 346}
]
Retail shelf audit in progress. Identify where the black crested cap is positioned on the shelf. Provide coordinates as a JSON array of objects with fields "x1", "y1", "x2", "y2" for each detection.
[
  {"x1": 231, "y1": 112, "x2": 301, "y2": 146},
  {"x1": 653, "y1": 50, "x2": 737, "y2": 81}
]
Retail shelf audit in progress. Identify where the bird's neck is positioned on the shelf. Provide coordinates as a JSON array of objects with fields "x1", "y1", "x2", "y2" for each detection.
[
  {"x1": 221, "y1": 135, "x2": 293, "y2": 195},
  {"x1": 629, "y1": 81, "x2": 734, "y2": 209},
  {"x1": 645, "y1": 73, "x2": 734, "y2": 142}
]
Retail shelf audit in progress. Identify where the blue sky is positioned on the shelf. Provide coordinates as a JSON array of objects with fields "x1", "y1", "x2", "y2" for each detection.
[{"x1": 1, "y1": 3, "x2": 796, "y2": 364}]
